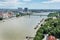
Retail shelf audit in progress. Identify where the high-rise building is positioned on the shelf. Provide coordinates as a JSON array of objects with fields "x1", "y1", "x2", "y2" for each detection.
[
  {"x1": 24, "y1": 8, "x2": 28, "y2": 12},
  {"x1": 18, "y1": 8, "x2": 23, "y2": 12}
]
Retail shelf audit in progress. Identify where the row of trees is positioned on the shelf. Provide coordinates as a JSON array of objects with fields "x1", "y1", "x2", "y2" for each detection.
[{"x1": 48, "y1": 12, "x2": 60, "y2": 17}]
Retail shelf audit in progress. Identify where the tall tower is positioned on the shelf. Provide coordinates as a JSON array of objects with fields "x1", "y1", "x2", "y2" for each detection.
[{"x1": 24, "y1": 8, "x2": 28, "y2": 12}]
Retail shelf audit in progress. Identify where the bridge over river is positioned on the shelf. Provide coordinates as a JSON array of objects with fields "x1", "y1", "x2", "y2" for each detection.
[
  {"x1": 28, "y1": 12, "x2": 48, "y2": 16},
  {"x1": 30, "y1": 14, "x2": 48, "y2": 16}
]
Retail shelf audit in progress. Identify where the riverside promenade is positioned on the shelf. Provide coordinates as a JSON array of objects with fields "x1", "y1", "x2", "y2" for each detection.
[
  {"x1": 26, "y1": 18, "x2": 46, "y2": 40},
  {"x1": 34, "y1": 18, "x2": 46, "y2": 31}
]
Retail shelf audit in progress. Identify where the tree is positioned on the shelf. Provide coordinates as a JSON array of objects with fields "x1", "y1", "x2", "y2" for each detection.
[
  {"x1": 53, "y1": 23, "x2": 57, "y2": 27},
  {"x1": 49, "y1": 28, "x2": 60, "y2": 38},
  {"x1": 0, "y1": 17, "x2": 3, "y2": 20},
  {"x1": 16, "y1": 14, "x2": 20, "y2": 17}
]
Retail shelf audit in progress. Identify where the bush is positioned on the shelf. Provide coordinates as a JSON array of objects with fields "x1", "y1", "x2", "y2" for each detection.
[
  {"x1": 0, "y1": 17, "x2": 3, "y2": 20},
  {"x1": 16, "y1": 14, "x2": 20, "y2": 17},
  {"x1": 34, "y1": 33, "x2": 44, "y2": 40},
  {"x1": 53, "y1": 23, "x2": 57, "y2": 27},
  {"x1": 34, "y1": 17, "x2": 60, "y2": 40},
  {"x1": 48, "y1": 12, "x2": 58, "y2": 17},
  {"x1": 49, "y1": 27, "x2": 60, "y2": 38}
]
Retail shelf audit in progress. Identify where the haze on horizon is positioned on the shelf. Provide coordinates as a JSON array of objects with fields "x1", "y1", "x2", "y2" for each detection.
[{"x1": 0, "y1": 0, "x2": 60, "y2": 9}]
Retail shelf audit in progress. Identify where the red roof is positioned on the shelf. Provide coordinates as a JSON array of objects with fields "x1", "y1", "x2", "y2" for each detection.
[{"x1": 48, "y1": 35, "x2": 56, "y2": 40}]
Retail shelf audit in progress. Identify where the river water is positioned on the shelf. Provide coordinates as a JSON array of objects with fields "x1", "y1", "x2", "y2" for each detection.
[{"x1": 0, "y1": 12, "x2": 49, "y2": 40}]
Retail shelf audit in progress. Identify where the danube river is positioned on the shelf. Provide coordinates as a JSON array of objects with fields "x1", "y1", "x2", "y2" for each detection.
[{"x1": 0, "y1": 12, "x2": 49, "y2": 40}]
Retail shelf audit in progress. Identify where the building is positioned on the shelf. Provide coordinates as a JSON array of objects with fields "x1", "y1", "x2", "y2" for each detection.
[
  {"x1": 24, "y1": 8, "x2": 28, "y2": 12},
  {"x1": 18, "y1": 8, "x2": 23, "y2": 12},
  {"x1": 3, "y1": 12, "x2": 14, "y2": 18},
  {"x1": 48, "y1": 35, "x2": 56, "y2": 40},
  {"x1": 3, "y1": 13, "x2": 8, "y2": 18},
  {"x1": 7, "y1": 12, "x2": 14, "y2": 18}
]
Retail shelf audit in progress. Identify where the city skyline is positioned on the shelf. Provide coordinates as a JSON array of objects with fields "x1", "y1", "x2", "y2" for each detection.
[{"x1": 0, "y1": 0, "x2": 60, "y2": 9}]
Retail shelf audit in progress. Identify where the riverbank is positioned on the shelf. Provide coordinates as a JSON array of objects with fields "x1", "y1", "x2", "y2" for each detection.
[
  {"x1": 34, "y1": 16, "x2": 60, "y2": 40},
  {"x1": 34, "y1": 18, "x2": 45, "y2": 30},
  {"x1": 26, "y1": 18, "x2": 47, "y2": 40},
  {"x1": 33, "y1": 17, "x2": 52, "y2": 40},
  {"x1": 0, "y1": 15, "x2": 24, "y2": 22},
  {"x1": 0, "y1": 13, "x2": 26, "y2": 22},
  {"x1": 25, "y1": 12, "x2": 49, "y2": 40}
]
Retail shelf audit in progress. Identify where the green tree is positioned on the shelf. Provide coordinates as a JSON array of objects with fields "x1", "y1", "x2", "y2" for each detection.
[
  {"x1": 16, "y1": 14, "x2": 20, "y2": 17},
  {"x1": 0, "y1": 17, "x2": 3, "y2": 20}
]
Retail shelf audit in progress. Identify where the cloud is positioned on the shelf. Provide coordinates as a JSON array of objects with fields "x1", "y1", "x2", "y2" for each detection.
[
  {"x1": 41, "y1": 0, "x2": 60, "y2": 3},
  {"x1": 23, "y1": 0, "x2": 31, "y2": 2},
  {"x1": 0, "y1": 0, "x2": 19, "y2": 6},
  {"x1": 0, "y1": 0, "x2": 26, "y2": 8},
  {"x1": 52, "y1": 0, "x2": 60, "y2": 2}
]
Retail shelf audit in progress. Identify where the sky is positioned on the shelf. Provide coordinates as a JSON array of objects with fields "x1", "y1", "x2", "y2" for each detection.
[{"x1": 0, "y1": 0, "x2": 60, "y2": 9}]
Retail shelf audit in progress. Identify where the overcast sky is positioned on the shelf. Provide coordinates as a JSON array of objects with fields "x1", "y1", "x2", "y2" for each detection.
[{"x1": 0, "y1": 0, "x2": 60, "y2": 9}]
